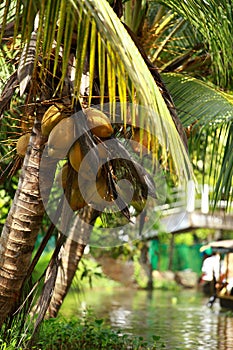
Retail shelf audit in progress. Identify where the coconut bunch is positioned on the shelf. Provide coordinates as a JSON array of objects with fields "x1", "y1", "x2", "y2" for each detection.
[
  {"x1": 16, "y1": 133, "x2": 31, "y2": 157},
  {"x1": 41, "y1": 104, "x2": 113, "y2": 156},
  {"x1": 42, "y1": 105, "x2": 114, "y2": 212},
  {"x1": 47, "y1": 105, "x2": 156, "y2": 218},
  {"x1": 13, "y1": 104, "x2": 156, "y2": 218},
  {"x1": 29, "y1": 103, "x2": 155, "y2": 219},
  {"x1": 57, "y1": 162, "x2": 112, "y2": 211}
]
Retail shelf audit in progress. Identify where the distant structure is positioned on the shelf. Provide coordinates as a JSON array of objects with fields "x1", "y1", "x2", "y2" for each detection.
[{"x1": 143, "y1": 180, "x2": 233, "y2": 240}]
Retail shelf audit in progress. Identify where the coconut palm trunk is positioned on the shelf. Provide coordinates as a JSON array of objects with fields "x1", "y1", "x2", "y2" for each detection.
[
  {"x1": 48, "y1": 207, "x2": 98, "y2": 318},
  {"x1": 0, "y1": 111, "x2": 56, "y2": 326}
]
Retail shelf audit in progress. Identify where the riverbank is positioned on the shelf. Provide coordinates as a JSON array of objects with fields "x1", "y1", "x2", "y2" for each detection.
[{"x1": 96, "y1": 254, "x2": 199, "y2": 290}]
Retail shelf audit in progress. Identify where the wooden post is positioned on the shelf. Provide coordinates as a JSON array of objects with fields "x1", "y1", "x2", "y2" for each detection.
[
  {"x1": 168, "y1": 233, "x2": 175, "y2": 270},
  {"x1": 201, "y1": 184, "x2": 209, "y2": 214},
  {"x1": 186, "y1": 180, "x2": 195, "y2": 212}
]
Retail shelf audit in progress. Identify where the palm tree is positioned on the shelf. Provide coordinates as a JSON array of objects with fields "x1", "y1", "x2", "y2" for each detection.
[
  {"x1": 0, "y1": 0, "x2": 232, "y2": 333},
  {"x1": 0, "y1": 0, "x2": 192, "y2": 328}
]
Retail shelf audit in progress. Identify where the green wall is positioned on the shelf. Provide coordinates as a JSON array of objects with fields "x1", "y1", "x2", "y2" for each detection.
[{"x1": 149, "y1": 240, "x2": 203, "y2": 273}]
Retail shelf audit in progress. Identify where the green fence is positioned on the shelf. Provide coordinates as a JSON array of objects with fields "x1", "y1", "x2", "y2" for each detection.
[{"x1": 149, "y1": 240, "x2": 203, "y2": 273}]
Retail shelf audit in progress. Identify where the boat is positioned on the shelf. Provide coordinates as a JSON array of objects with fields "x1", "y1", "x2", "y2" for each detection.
[{"x1": 200, "y1": 240, "x2": 233, "y2": 309}]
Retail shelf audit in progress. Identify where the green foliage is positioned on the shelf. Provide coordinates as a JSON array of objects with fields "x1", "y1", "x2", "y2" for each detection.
[
  {"x1": 77, "y1": 258, "x2": 104, "y2": 289},
  {"x1": 36, "y1": 315, "x2": 158, "y2": 349},
  {"x1": 91, "y1": 241, "x2": 140, "y2": 261},
  {"x1": 133, "y1": 253, "x2": 149, "y2": 289},
  {"x1": 153, "y1": 278, "x2": 180, "y2": 291},
  {"x1": 0, "y1": 189, "x2": 12, "y2": 224},
  {"x1": 160, "y1": 0, "x2": 233, "y2": 89},
  {"x1": 32, "y1": 251, "x2": 107, "y2": 293},
  {"x1": 0, "y1": 312, "x2": 166, "y2": 350},
  {"x1": 0, "y1": 175, "x2": 18, "y2": 232}
]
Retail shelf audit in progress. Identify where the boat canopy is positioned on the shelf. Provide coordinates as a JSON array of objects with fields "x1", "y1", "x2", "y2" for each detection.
[{"x1": 200, "y1": 240, "x2": 233, "y2": 254}]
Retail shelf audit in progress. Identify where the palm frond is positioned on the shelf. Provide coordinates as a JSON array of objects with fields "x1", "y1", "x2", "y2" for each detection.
[
  {"x1": 160, "y1": 0, "x2": 233, "y2": 88},
  {"x1": 162, "y1": 73, "x2": 233, "y2": 128},
  {"x1": 214, "y1": 124, "x2": 233, "y2": 208},
  {"x1": 0, "y1": 0, "x2": 193, "y2": 181},
  {"x1": 163, "y1": 72, "x2": 233, "y2": 208},
  {"x1": 74, "y1": 0, "x2": 192, "y2": 180}
]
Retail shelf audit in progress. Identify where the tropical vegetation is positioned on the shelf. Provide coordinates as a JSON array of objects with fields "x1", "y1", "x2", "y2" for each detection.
[{"x1": 0, "y1": 0, "x2": 233, "y2": 348}]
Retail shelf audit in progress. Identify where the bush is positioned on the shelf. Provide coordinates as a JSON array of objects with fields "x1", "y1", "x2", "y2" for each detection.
[
  {"x1": 0, "y1": 313, "x2": 166, "y2": 350},
  {"x1": 35, "y1": 316, "x2": 159, "y2": 350}
]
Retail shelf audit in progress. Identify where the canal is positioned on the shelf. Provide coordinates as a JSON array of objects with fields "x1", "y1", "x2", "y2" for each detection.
[{"x1": 61, "y1": 287, "x2": 233, "y2": 349}]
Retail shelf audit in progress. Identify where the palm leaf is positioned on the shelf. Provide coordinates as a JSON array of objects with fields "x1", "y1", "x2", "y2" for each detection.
[
  {"x1": 162, "y1": 73, "x2": 233, "y2": 128},
  {"x1": 162, "y1": 72, "x2": 233, "y2": 208},
  {"x1": 73, "y1": 0, "x2": 192, "y2": 180},
  {"x1": 160, "y1": 0, "x2": 233, "y2": 88},
  {"x1": 0, "y1": 0, "x2": 193, "y2": 181},
  {"x1": 140, "y1": 3, "x2": 204, "y2": 72}
]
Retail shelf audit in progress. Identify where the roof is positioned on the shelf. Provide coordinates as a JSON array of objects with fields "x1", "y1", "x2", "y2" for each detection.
[{"x1": 200, "y1": 240, "x2": 233, "y2": 254}]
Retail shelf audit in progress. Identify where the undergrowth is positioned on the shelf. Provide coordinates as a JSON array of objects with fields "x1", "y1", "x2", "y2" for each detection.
[{"x1": 0, "y1": 313, "x2": 166, "y2": 350}]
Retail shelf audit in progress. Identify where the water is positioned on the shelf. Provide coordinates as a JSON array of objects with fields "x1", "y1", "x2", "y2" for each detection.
[{"x1": 61, "y1": 287, "x2": 233, "y2": 349}]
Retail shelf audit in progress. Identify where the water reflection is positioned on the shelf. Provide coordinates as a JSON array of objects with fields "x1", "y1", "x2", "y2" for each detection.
[
  {"x1": 61, "y1": 288, "x2": 233, "y2": 349},
  {"x1": 110, "y1": 307, "x2": 131, "y2": 328},
  {"x1": 217, "y1": 315, "x2": 233, "y2": 350}
]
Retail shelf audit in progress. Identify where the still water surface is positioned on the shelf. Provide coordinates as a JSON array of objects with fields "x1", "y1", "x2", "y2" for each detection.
[{"x1": 61, "y1": 288, "x2": 233, "y2": 349}]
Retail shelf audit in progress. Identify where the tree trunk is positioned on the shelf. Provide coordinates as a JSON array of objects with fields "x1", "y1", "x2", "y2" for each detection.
[
  {"x1": 48, "y1": 207, "x2": 98, "y2": 318},
  {"x1": 0, "y1": 113, "x2": 55, "y2": 326}
]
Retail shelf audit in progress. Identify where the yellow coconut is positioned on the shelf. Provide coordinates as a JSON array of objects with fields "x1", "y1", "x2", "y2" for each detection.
[
  {"x1": 59, "y1": 163, "x2": 110, "y2": 208},
  {"x1": 59, "y1": 163, "x2": 87, "y2": 210},
  {"x1": 68, "y1": 140, "x2": 83, "y2": 173},
  {"x1": 84, "y1": 174, "x2": 109, "y2": 204},
  {"x1": 41, "y1": 103, "x2": 67, "y2": 137},
  {"x1": 48, "y1": 117, "x2": 75, "y2": 158},
  {"x1": 16, "y1": 133, "x2": 30, "y2": 157},
  {"x1": 85, "y1": 108, "x2": 113, "y2": 138},
  {"x1": 68, "y1": 187, "x2": 87, "y2": 211},
  {"x1": 69, "y1": 141, "x2": 103, "y2": 181},
  {"x1": 55, "y1": 163, "x2": 69, "y2": 188}
]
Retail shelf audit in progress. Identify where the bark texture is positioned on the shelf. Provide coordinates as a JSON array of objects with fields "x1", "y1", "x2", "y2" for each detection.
[
  {"x1": 0, "y1": 114, "x2": 56, "y2": 325},
  {"x1": 48, "y1": 207, "x2": 98, "y2": 318}
]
